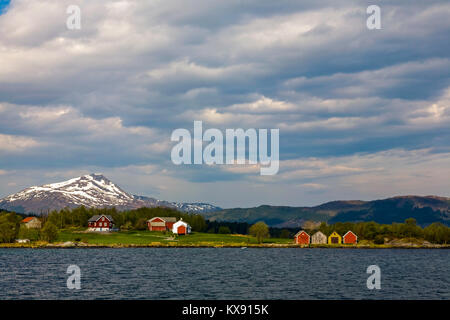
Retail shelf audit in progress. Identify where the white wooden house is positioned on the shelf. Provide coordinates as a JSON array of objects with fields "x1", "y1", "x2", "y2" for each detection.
[
  {"x1": 311, "y1": 231, "x2": 327, "y2": 244},
  {"x1": 172, "y1": 219, "x2": 191, "y2": 235}
]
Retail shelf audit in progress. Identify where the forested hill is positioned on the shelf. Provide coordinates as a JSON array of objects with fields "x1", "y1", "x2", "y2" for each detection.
[{"x1": 201, "y1": 196, "x2": 450, "y2": 227}]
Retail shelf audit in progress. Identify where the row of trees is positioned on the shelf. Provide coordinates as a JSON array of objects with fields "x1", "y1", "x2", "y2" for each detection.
[
  {"x1": 235, "y1": 218, "x2": 450, "y2": 244},
  {"x1": 312, "y1": 218, "x2": 450, "y2": 244},
  {"x1": 0, "y1": 212, "x2": 20, "y2": 243},
  {"x1": 41, "y1": 206, "x2": 276, "y2": 239},
  {"x1": 249, "y1": 218, "x2": 450, "y2": 244},
  {"x1": 42, "y1": 206, "x2": 208, "y2": 232},
  {"x1": 1, "y1": 206, "x2": 449, "y2": 244}
]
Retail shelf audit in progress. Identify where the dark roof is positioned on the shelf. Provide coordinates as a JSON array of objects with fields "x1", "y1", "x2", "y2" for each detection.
[
  {"x1": 88, "y1": 215, "x2": 114, "y2": 222},
  {"x1": 148, "y1": 216, "x2": 177, "y2": 223}
]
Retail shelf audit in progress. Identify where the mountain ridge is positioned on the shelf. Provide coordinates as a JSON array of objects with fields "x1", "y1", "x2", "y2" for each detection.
[
  {"x1": 202, "y1": 195, "x2": 450, "y2": 227},
  {"x1": 1, "y1": 174, "x2": 449, "y2": 227},
  {"x1": 0, "y1": 174, "x2": 221, "y2": 214}
]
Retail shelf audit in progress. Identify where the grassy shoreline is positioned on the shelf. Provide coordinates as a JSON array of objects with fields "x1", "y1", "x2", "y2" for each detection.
[{"x1": 1, "y1": 229, "x2": 448, "y2": 249}]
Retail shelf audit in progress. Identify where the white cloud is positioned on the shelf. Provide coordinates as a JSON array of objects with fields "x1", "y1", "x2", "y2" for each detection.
[
  {"x1": 0, "y1": 0, "x2": 449, "y2": 206},
  {"x1": 0, "y1": 133, "x2": 41, "y2": 152}
]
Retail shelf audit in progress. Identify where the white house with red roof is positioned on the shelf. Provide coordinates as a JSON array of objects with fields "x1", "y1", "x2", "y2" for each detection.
[{"x1": 172, "y1": 219, "x2": 191, "y2": 235}]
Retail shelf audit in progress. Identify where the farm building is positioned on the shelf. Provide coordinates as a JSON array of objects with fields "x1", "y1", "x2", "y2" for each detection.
[
  {"x1": 294, "y1": 230, "x2": 310, "y2": 245},
  {"x1": 147, "y1": 217, "x2": 177, "y2": 231},
  {"x1": 311, "y1": 231, "x2": 327, "y2": 244},
  {"x1": 343, "y1": 231, "x2": 358, "y2": 244},
  {"x1": 172, "y1": 219, "x2": 191, "y2": 235},
  {"x1": 21, "y1": 217, "x2": 42, "y2": 229},
  {"x1": 88, "y1": 215, "x2": 114, "y2": 232},
  {"x1": 328, "y1": 231, "x2": 342, "y2": 244}
]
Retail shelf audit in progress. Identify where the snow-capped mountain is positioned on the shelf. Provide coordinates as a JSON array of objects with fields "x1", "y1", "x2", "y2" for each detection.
[
  {"x1": 172, "y1": 202, "x2": 222, "y2": 213},
  {"x1": 0, "y1": 174, "x2": 221, "y2": 214}
]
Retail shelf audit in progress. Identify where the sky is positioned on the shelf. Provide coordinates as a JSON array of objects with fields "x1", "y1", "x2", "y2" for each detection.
[
  {"x1": 0, "y1": 1, "x2": 10, "y2": 14},
  {"x1": 0, "y1": 0, "x2": 449, "y2": 208}
]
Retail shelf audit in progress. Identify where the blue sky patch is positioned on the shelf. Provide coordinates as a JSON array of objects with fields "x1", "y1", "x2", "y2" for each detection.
[{"x1": 0, "y1": 0, "x2": 10, "y2": 14}]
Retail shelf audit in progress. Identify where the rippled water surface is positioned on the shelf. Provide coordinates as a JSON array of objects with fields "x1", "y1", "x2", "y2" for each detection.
[{"x1": 0, "y1": 248, "x2": 448, "y2": 299}]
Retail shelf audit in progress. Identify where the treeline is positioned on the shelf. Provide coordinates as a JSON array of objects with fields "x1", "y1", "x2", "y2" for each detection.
[
  {"x1": 0, "y1": 211, "x2": 21, "y2": 242},
  {"x1": 43, "y1": 206, "x2": 208, "y2": 232},
  {"x1": 2, "y1": 207, "x2": 449, "y2": 245},
  {"x1": 42, "y1": 206, "x2": 286, "y2": 236},
  {"x1": 205, "y1": 221, "x2": 250, "y2": 234},
  {"x1": 310, "y1": 218, "x2": 450, "y2": 244},
  {"x1": 18, "y1": 206, "x2": 298, "y2": 238}
]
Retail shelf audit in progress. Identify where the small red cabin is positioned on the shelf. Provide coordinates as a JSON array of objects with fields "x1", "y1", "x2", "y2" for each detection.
[
  {"x1": 147, "y1": 217, "x2": 177, "y2": 231},
  {"x1": 294, "y1": 230, "x2": 310, "y2": 245},
  {"x1": 343, "y1": 231, "x2": 358, "y2": 244}
]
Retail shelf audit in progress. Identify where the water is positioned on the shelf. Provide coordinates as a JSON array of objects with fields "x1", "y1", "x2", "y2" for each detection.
[{"x1": 0, "y1": 248, "x2": 448, "y2": 300}]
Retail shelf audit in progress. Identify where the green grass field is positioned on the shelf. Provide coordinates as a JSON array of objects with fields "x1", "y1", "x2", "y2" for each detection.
[{"x1": 57, "y1": 229, "x2": 294, "y2": 246}]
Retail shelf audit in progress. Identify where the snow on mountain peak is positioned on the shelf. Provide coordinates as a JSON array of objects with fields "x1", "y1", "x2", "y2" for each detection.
[
  {"x1": 3, "y1": 174, "x2": 134, "y2": 206},
  {"x1": 0, "y1": 174, "x2": 222, "y2": 214}
]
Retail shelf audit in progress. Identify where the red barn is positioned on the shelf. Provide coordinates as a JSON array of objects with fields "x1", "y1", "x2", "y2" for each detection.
[
  {"x1": 88, "y1": 215, "x2": 114, "y2": 232},
  {"x1": 147, "y1": 217, "x2": 177, "y2": 231},
  {"x1": 343, "y1": 231, "x2": 358, "y2": 244},
  {"x1": 294, "y1": 230, "x2": 310, "y2": 245}
]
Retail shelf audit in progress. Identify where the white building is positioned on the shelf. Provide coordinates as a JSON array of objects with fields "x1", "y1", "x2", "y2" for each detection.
[
  {"x1": 16, "y1": 239, "x2": 30, "y2": 243},
  {"x1": 172, "y1": 219, "x2": 191, "y2": 235},
  {"x1": 311, "y1": 231, "x2": 327, "y2": 244}
]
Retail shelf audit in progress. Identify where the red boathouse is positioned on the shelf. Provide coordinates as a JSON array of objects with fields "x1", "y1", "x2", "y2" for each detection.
[
  {"x1": 294, "y1": 230, "x2": 310, "y2": 245},
  {"x1": 343, "y1": 231, "x2": 358, "y2": 244}
]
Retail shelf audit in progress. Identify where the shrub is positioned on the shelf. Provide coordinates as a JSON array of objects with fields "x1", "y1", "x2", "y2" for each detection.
[
  {"x1": 249, "y1": 222, "x2": 269, "y2": 244},
  {"x1": 280, "y1": 229, "x2": 291, "y2": 238},
  {"x1": 374, "y1": 235, "x2": 385, "y2": 245},
  {"x1": 18, "y1": 225, "x2": 40, "y2": 241},
  {"x1": 120, "y1": 221, "x2": 133, "y2": 231},
  {"x1": 40, "y1": 222, "x2": 59, "y2": 242},
  {"x1": 218, "y1": 226, "x2": 231, "y2": 234},
  {"x1": 0, "y1": 212, "x2": 21, "y2": 243},
  {"x1": 134, "y1": 218, "x2": 148, "y2": 230}
]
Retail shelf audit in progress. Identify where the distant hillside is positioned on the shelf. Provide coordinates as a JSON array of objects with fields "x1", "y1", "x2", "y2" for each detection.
[
  {"x1": 201, "y1": 196, "x2": 450, "y2": 227},
  {"x1": 2, "y1": 175, "x2": 448, "y2": 228}
]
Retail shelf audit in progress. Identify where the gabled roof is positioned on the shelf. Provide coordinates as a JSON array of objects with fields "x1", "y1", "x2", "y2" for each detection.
[
  {"x1": 88, "y1": 215, "x2": 114, "y2": 222},
  {"x1": 173, "y1": 220, "x2": 190, "y2": 227},
  {"x1": 329, "y1": 231, "x2": 341, "y2": 237},
  {"x1": 343, "y1": 230, "x2": 357, "y2": 238},
  {"x1": 312, "y1": 231, "x2": 326, "y2": 237},
  {"x1": 294, "y1": 230, "x2": 310, "y2": 237},
  {"x1": 21, "y1": 217, "x2": 37, "y2": 223},
  {"x1": 148, "y1": 216, "x2": 177, "y2": 223}
]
